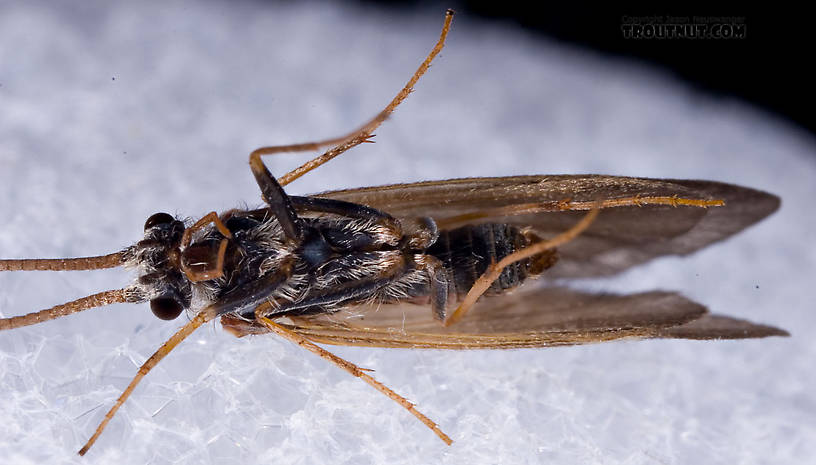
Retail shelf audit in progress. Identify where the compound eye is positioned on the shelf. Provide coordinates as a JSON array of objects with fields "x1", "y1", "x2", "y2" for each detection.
[
  {"x1": 144, "y1": 212, "x2": 175, "y2": 231},
  {"x1": 150, "y1": 297, "x2": 183, "y2": 320}
]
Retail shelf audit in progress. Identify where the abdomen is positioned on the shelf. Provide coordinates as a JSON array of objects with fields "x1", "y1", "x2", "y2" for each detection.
[{"x1": 426, "y1": 223, "x2": 557, "y2": 300}]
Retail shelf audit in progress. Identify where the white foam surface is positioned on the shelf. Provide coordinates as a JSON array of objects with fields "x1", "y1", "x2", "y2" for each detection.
[{"x1": 0, "y1": 2, "x2": 813, "y2": 464}]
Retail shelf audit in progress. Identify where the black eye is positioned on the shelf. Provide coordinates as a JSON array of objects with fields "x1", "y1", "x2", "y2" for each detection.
[
  {"x1": 150, "y1": 297, "x2": 183, "y2": 320},
  {"x1": 144, "y1": 212, "x2": 175, "y2": 231}
]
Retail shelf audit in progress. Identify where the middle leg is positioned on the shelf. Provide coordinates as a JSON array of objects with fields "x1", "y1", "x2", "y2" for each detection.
[
  {"x1": 254, "y1": 310, "x2": 453, "y2": 445},
  {"x1": 248, "y1": 10, "x2": 455, "y2": 187}
]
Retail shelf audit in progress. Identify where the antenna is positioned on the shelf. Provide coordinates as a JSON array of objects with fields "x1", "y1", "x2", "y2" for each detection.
[{"x1": 0, "y1": 252, "x2": 127, "y2": 329}]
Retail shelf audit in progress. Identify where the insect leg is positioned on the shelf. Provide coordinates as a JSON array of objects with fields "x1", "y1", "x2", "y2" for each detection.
[
  {"x1": 290, "y1": 196, "x2": 395, "y2": 222},
  {"x1": 443, "y1": 207, "x2": 601, "y2": 327},
  {"x1": 268, "y1": 277, "x2": 397, "y2": 317},
  {"x1": 249, "y1": 156, "x2": 304, "y2": 241},
  {"x1": 290, "y1": 199, "x2": 440, "y2": 254},
  {"x1": 181, "y1": 211, "x2": 232, "y2": 247},
  {"x1": 254, "y1": 312, "x2": 453, "y2": 445},
  {"x1": 291, "y1": 196, "x2": 404, "y2": 246},
  {"x1": 249, "y1": 9, "x2": 455, "y2": 187},
  {"x1": 180, "y1": 239, "x2": 230, "y2": 282},
  {"x1": 247, "y1": 251, "x2": 407, "y2": 319},
  {"x1": 78, "y1": 307, "x2": 217, "y2": 455},
  {"x1": 412, "y1": 255, "x2": 451, "y2": 320},
  {"x1": 179, "y1": 212, "x2": 233, "y2": 282},
  {"x1": 211, "y1": 269, "x2": 291, "y2": 318}
]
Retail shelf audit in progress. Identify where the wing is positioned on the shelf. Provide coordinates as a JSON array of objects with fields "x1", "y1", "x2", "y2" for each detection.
[
  {"x1": 221, "y1": 287, "x2": 787, "y2": 348},
  {"x1": 315, "y1": 175, "x2": 780, "y2": 278},
  {"x1": 218, "y1": 176, "x2": 783, "y2": 348},
  {"x1": 289, "y1": 287, "x2": 788, "y2": 348}
]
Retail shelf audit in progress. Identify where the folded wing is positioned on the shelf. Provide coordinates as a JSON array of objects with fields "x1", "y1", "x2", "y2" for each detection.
[{"x1": 317, "y1": 175, "x2": 780, "y2": 278}]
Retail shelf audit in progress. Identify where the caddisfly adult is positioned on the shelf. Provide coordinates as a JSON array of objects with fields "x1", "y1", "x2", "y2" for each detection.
[{"x1": 0, "y1": 10, "x2": 786, "y2": 455}]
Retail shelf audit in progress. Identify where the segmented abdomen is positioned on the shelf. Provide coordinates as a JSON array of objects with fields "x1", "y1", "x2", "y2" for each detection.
[{"x1": 426, "y1": 223, "x2": 555, "y2": 300}]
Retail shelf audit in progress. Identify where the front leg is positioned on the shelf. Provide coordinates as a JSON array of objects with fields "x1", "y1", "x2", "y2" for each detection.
[{"x1": 180, "y1": 212, "x2": 233, "y2": 282}]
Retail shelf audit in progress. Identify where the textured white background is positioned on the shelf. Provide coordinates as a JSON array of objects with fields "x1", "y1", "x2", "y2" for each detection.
[{"x1": 0, "y1": 1, "x2": 813, "y2": 464}]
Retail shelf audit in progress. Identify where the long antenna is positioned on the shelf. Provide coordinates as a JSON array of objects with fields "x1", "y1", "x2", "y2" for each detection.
[
  {"x1": 0, "y1": 252, "x2": 123, "y2": 271},
  {"x1": 0, "y1": 289, "x2": 128, "y2": 330},
  {"x1": 0, "y1": 252, "x2": 127, "y2": 329}
]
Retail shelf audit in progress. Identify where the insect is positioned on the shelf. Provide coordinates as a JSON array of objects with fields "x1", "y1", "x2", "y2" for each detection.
[{"x1": 0, "y1": 9, "x2": 787, "y2": 456}]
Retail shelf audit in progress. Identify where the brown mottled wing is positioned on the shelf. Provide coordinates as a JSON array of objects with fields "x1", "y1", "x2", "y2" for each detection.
[
  {"x1": 315, "y1": 175, "x2": 780, "y2": 278},
  {"x1": 272, "y1": 287, "x2": 787, "y2": 349}
]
